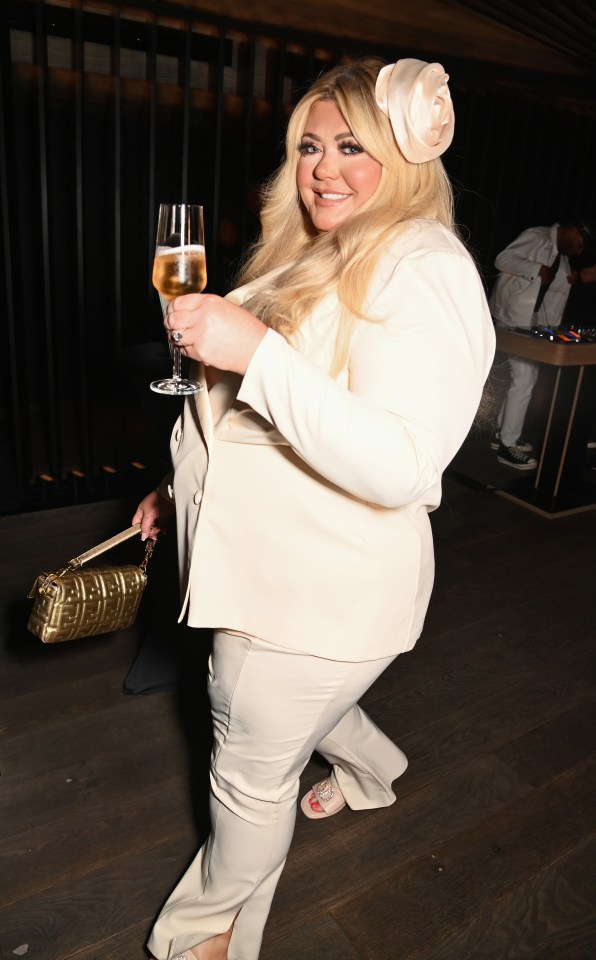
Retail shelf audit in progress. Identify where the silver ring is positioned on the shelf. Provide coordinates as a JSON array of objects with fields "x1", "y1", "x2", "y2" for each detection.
[{"x1": 172, "y1": 330, "x2": 183, "y2": 343}]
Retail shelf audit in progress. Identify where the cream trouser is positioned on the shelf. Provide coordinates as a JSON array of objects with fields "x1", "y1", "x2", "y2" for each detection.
[
  {"x1": 498, "y1": 355, "x2": 540, "y2": 448},
  {"x1": 147, "y1": 630, "x2": 408, "y2": 960}
]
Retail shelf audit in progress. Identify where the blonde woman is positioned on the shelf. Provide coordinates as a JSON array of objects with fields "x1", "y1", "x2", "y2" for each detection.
[{"x1": 134, "y1": 57, "x2": 495, "y2": 960}]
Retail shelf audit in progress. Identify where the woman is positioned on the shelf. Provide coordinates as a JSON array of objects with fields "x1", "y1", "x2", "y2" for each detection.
[{"x1": 134, "y1": 57, "x2": 495, "y2": 960}]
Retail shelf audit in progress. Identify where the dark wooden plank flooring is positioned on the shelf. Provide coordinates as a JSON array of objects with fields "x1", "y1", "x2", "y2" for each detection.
[{"x1": 1, "y1": 478, "x2": 594, "y2": 960}]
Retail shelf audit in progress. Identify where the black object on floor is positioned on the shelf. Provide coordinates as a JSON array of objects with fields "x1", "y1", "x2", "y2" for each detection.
[{"x1": 122, "y1": 628, "x2": 179, "y2": 695}]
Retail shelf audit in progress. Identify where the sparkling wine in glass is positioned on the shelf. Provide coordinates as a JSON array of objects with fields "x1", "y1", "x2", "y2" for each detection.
[{"x1": 150, "y1": 203, "x2": 207, "y2": 395}]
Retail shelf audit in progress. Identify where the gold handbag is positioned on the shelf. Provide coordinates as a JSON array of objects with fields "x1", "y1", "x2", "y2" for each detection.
[{"x1": 27, "y1": 523, "x2": 155, "y2": 644}]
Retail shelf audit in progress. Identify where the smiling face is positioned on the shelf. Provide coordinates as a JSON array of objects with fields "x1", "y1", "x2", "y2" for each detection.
[{"x1": 296, "y1": 100, "x2": 383, "y2": 233}]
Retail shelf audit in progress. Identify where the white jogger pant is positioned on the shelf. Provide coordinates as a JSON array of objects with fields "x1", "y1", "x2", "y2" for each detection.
[{"x1": 498, "y1": 355, "x2": 539, "y2": 447}]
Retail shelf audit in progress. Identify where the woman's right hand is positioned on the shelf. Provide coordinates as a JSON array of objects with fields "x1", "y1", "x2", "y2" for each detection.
[{"x1": 132, "y1": 489, "x2": 175, "y2": 541}]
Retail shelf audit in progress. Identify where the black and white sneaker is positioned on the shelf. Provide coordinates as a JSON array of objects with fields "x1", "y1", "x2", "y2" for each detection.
[
  {"x1": 490, "y1": 431, "x2": 533, "y2": 453},
  {"x1": 497, "y1": 444, "x2": 537, "y2": 470}
]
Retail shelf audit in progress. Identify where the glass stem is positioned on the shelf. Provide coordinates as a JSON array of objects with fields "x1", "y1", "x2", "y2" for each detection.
[
  {"x1": 159, "y1": 292, "x2": 182, "y2": 383},
  {"x1": 172, "y1": 346, "x2": 182, "y2": 382}
]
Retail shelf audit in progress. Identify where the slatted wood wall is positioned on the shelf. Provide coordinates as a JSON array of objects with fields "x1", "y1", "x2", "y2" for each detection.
[{"x1": 1, "y1": 0, "x2": 595, "y2": 511}]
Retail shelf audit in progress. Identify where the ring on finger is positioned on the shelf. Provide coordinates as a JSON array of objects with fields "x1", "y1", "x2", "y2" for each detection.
[{"x1": 172, "y1": 330, "x2": 183, "y2": 343}]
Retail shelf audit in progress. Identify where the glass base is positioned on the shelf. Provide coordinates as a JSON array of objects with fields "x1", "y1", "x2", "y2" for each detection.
[{"x1": 150, "y1": 377, "x2": 203, "y2": 395}]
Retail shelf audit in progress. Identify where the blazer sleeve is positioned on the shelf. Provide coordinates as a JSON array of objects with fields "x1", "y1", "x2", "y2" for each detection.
[
  {"x1": 493, "y1": 228, "x2": 552, "y2": 280},
  {"x1": 237, "y1": 244, "x2": 495, "y2": 508}
]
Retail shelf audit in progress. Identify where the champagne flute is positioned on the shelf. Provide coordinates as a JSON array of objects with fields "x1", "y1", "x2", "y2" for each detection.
[{"x1": 150, "y1": 203, "x2": 207, "y2": 395}]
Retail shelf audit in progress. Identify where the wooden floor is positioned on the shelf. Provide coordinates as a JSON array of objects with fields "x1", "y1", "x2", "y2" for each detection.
[{"x1": 1, "y1": 477, "x2": 595, "y2": 960}]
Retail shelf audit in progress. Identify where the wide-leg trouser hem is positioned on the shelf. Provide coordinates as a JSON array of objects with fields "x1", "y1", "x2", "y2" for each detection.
[{"x1": 316, "y1": 703, "x2": 408, "y2": 810}]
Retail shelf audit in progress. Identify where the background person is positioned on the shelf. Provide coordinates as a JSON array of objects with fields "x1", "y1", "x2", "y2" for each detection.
[
  {"x1": 489, "y1": 219, "x2": 594, "y2": 469},
  {"x1": 133, "y1": 57, "x2": 495, "y2": 960}
]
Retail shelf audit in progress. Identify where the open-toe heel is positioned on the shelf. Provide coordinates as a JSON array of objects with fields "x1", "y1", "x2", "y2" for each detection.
[{"x1": 300, "y1": 778, "x2": 346, "y2": 819}]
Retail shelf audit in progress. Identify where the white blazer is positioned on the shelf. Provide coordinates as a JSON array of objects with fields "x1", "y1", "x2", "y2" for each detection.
[
  {"x1": 488, "y1": 224, "x2": 571, "y2": 328},
  {"x1": 161, "y1": 220, "x2": 496, "y2": 661}
]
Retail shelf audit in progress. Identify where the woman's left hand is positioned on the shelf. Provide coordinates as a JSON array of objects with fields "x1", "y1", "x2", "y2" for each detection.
[{"x1": 165, "y1": 293, "x2": 267, "y2": 376}]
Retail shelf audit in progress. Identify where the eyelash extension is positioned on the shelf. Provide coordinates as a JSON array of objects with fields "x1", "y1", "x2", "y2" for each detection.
[
  {"x1": 338, "y1": 140, "x2": 364, "y2": 154},
  {"x1": 297, "y1": 140, "x2": 364, "y2": 156}
]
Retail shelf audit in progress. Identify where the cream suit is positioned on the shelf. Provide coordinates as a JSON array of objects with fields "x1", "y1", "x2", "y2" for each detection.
[{"x1": 148, "y1": 220, "x2": 496, "y2": 960}]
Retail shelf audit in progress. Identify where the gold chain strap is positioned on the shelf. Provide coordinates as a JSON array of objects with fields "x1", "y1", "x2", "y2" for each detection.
[{"x1": 139, "y1": 538, "x2": 155, "y2": 575}]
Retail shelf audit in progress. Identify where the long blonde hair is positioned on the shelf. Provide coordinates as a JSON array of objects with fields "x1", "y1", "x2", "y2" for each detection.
[{"x1": 238, "y1": 58, "x2": 455, "y2": 375}]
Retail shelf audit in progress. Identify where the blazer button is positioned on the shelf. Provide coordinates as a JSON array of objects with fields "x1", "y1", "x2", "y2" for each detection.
[
  {"x1": 193, "y1": 491, "x2": 202, "y2": 505},
  {"x1": 175, "y1": 428, "x2": 183, "y2": 442},
  {"x1": 167, "y1": 484, "x2": 174, "y2": 499}
]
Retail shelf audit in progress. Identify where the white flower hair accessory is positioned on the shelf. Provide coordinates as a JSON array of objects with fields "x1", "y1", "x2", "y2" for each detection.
[{"x1": 375, "y1": 58, "x2": 454, "y2": 163}]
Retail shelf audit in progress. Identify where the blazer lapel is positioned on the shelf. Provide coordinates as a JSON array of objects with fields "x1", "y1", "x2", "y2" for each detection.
[
  {"x1": 194, "y1": 363, "x2": 214, "y2": 454},
  {"x1": 194, "y1": 368, "x2": 244, "y2": 455}
]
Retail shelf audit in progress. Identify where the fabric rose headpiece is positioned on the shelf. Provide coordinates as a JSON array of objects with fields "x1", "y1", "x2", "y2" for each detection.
[{"x1": 375, "y1": 58, "x2": 454, "y2": 163}]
